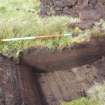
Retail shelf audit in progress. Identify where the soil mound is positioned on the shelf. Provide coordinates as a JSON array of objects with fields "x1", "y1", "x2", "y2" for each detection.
[
  {"x1": 21, "y1": 36, "x2": 105, "y2": 72},
  {"x1": 0, "y1": 54, "x2": 42, "y2": 105}
]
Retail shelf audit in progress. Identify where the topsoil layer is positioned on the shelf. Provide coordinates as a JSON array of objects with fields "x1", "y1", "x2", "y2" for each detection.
[
  {"x1": 1, "y1": 36, "x2": 105, "y2": 105},
  {"x1": 21, "y1": 36, "x2": 105, "y2": 72}
]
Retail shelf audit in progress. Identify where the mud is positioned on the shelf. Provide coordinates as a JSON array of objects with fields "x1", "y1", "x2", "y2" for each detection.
[
  {"x1": 40, "y1": 0, "x2": 105, "y2": 19},
  {"x1": 1, "y1": 36, "x2": 105, "y2": 105},
  {"x1": 0, "y1": 54, "x2": 42, "y2": 105}
]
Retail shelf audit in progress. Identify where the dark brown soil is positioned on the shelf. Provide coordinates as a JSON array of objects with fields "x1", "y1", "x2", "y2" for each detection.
[
  {"x1": 21, "y1": 36, "x2": 105, "y2": 72},
  {"x1": 1, "y1": 36, "x2": 105, "y2": 105},
  {"x1": 0, "y1": 55, "x2": 21, "y2": 105}
]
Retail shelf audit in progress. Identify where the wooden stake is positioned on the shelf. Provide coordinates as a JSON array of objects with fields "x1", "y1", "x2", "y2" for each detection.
[{"x1": 1, "y1": 35, "x2": 64, "y2": 42}]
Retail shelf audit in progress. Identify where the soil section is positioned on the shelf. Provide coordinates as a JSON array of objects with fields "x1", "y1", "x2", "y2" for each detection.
[
  {"x1": 1, "y1": 36, "x2": 105, "y2": 105},
  {"x1": 35, "y1": 57, "x2": 105, "y2": 105},
  {"x1": 0, "y1": 54, "x2": 42, "y2": 105},
  {"x1": 1, "y1": 54, "x2": 105, "y2": 105},
  {"x1": 21, "y1": 36, "x2": 105, "y2": 72}
]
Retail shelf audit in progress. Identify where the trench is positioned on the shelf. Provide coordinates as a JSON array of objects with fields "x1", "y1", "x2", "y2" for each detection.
[{"x1": 1, "y1": 36, "x2": 105, "y2": 105}]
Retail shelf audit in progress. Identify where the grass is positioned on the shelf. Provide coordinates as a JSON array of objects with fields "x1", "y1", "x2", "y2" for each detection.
[
  {"x1": 0, "y1": 0, "x2": 105, "y2": 58},
  {"x1": 87, "y1": 82, "x2": 105, "y2": 105},
  {"x1": 0, "y1": 0, "x2": 71, "y2": 57},
  {"x1": 63, "y1": 97, "x2": 100, "y2": 105},
  {"x1": 0, "y1": 15, "x2": 71, "y2": 38},
  {"x1": 0, "y1": 0, "x2": 83, "y2": 57},
  {"x1": 63, "y1": 82, "x2": 105, "y2": 105}
]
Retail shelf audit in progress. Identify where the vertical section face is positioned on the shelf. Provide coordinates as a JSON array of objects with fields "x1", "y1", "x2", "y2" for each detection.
[
  {"x1": 35, "y1": 58, "x2": 105, "y2": 105},
  {"x1": 0, "y1": 55, "x2": 42, "y2": 105},
  {"x1": 0, "y1": 55, "x2": 22, "y2": 105},
  {"x1": 17, "y1": 65, "x2": 42, "y2": 105}
]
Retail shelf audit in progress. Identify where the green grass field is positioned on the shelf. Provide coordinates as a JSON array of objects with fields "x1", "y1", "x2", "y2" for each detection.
[
  {"x1": 0, "y1": 0, "x2": 105, "y2": 57},
  {"x1": 0, "y1": 0, "x2": 70, "y2": 56},
  {"x1": 63, "y1": 97, "x2": 99, "y2": 105}
]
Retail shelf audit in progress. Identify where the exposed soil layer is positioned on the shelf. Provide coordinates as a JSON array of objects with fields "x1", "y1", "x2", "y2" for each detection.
[
  {"x1": 21, "y1": 36, "x2": 105, "y2": 72},
  {"x1": 0, "y1": 55, "x2": 42, "y2": 105},
  {"x1": 1, "y1": 54, "x2": 105, "y2": 105},
  {"x1": 35, "y1": 57, "x2": 105, "y2": 105},
  {"x1": 1, "y1": 36, "x2": 105, "y2": 105}
]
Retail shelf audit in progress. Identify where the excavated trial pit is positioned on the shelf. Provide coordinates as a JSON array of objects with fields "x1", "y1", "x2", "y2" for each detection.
[{"x1": 1, "y1": 36, "x2": 105, "y2": 105}]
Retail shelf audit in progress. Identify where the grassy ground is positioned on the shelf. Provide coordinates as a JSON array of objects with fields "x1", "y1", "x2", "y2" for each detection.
[
  {"x1": 0, "y1": 0, "x2": 105, "y2": 57},
  {"x1": 0, "y1": 0, "x2": 69, "y2": 56}
]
